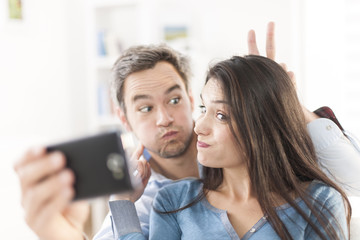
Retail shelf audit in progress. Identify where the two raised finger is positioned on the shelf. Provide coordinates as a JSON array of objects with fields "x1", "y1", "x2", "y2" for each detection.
[{"x1": 247, "y1": 22, "x2": 275, "y2": 60}]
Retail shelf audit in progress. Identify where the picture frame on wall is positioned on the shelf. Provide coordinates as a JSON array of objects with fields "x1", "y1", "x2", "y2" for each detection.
[{"x1": 8, "y1": 0, "x2": 22, "y2": 20}]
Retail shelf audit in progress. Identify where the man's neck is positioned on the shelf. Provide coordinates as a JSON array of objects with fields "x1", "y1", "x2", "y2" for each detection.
[{"x1": 149, "y1": 133, "x2": 198, "y2": 180}]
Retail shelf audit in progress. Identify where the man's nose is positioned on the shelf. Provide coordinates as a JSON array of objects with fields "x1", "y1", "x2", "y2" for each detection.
[{"x1": 156, "y1": 106, "x2": 174, "y2": 127}]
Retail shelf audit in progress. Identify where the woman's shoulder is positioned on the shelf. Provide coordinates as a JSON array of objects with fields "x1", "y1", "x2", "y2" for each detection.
[
  {"x1": 153, "y1": 178, "x2": 202, "y2": 210},
  {"x1": 306, "y1": 180, "x2": 343, "y2": 206}
]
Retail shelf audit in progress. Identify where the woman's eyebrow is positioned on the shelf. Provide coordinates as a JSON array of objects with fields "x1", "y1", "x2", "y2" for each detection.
[{"x1": 199, "y1": 94, "x2": 229, "y2": 105}]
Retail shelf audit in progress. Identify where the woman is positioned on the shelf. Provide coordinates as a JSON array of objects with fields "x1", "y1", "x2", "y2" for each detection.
[{"x1": 122, "y1": 55, "x2": 351, "y2": 239}]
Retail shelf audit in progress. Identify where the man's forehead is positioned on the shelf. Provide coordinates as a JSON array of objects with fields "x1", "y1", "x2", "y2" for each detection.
[{"x1": 124, "y1": 63, "x2": 187, "y2": 100}]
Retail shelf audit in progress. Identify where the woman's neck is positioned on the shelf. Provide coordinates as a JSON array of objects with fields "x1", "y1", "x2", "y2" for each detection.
[{"x1": 216, "y1": 166, "x2": 255, "y2": 202}]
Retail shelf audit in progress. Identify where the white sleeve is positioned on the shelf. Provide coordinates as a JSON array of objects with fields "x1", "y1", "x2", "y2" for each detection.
[
  {"x1": 307, "y1": 118, "x2": 360, "y2": 196},
  {"x1": 93, "y1": 212, "x2": 116, "y2": 240}
]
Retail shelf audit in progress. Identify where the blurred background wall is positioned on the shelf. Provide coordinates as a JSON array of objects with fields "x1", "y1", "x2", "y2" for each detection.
[{"x1": 0, "y1": 0, "x2": 359, "y2": 238}]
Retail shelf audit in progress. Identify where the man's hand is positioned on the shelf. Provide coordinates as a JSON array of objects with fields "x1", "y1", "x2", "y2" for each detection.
[
  {"x1": 110, "y1": 144, "x2": 151, "y2": 203},
  {"x1": 247, "y1": 22, "x2": 319, "y2": 123},
  {"x1": 248, "y1": 22, "x2": 276, "y2": 60},
  {"x1": 14, "y1": 147, "x2": 89, "y2": 240},
  {"x1": 248, "y1": 22, "x2": 295, "y2": 81}
]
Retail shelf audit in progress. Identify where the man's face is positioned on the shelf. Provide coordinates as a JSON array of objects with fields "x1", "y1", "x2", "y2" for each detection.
[{"x1": 120, "y1": 61, "x2": 194, "y2": 158}]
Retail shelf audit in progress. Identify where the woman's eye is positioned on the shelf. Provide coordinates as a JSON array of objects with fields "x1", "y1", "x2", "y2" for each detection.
[
  {"x1": 216, "y1": 113, "x2": 227, "y2": 121},
  {"x1": 169, "y1": 97, "x2": 180, "y2": 105},
  {"x1": 139, "y1": 106, "x2": 152, "y2": 113},
  {"x1": 199, "y1": 105, "x2": 206, "y2": 114}
]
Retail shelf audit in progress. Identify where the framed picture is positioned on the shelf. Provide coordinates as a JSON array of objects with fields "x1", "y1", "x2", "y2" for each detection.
[{"x1": 8, "y1": 0, "x2": 22, "y2": 20}]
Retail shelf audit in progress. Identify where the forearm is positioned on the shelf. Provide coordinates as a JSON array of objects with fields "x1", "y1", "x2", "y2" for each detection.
[{"x1": 307, "y1": 118, "x2": 360, "y2": 196}]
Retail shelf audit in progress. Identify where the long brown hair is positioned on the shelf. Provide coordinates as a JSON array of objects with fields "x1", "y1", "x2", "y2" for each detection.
[{"x1": 200, "y1": 55, "x2": 351, "y2": 239}]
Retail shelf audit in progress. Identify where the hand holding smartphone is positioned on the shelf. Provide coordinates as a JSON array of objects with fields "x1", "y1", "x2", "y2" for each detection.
[{"x1": 46, "y1": 130, "x2": 135, "y2": 200}]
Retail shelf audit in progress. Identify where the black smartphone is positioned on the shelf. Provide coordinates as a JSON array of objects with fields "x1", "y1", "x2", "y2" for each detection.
[{"x1": 46, "y1": 130, "x2": 135, "y2": 200}]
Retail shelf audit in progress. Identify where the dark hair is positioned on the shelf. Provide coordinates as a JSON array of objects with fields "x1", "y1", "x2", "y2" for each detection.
[
  {"x1": 202, "y1": 55, "x2": 351, "y2": 239},
  {"x1": 158, "y1": 55, "x2": 351, "y2": 239},
  {"x1": 111, "y1": 44, "x2": 192, "y2": 111}
]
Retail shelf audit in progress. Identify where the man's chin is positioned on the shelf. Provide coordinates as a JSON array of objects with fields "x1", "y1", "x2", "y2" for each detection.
[{"x1": 159, "y1": 142, "x2": 186, "y2": 158}]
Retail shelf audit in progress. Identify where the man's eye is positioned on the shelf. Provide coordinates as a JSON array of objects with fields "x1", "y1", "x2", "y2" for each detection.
[
  {"x1": 169, "y1": 97, "x2": 180, "y2": 105},
  {"x1": 216, "y1": 113, "x2": 227, "y2": 121},
  {"x1": 139, "y1": 106, "x2": 152, "y2": 113},
  {"x1": 199, "y1": 105, "x2": 206, "y2": 114}
]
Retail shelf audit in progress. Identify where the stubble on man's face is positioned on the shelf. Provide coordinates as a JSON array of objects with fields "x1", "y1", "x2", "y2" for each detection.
[{"x1": 155, "y1": 127, "x2": 194, "y2": 158}]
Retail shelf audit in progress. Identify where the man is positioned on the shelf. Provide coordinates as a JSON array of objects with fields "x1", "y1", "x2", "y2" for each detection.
[{"x1": 14, "y1": 23, "x2": 360, "y2": 240}]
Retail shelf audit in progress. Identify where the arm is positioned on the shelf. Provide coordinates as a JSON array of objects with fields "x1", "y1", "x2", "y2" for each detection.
[
  {"x1": 13, "y1": 147, "x2": 89, "y2": 240},
  {"x1": 94, "y1": 179, "x2": 157, "y2": 240},
  {"x1": 307, "y1": 118, "x2": 360, "y2": 196},
  {"x1": 109, "y1": 200, "x2": 146, "y2": 240},
  {"x1": 148, "y1": 189, "x2": 182, "y2": 240}
]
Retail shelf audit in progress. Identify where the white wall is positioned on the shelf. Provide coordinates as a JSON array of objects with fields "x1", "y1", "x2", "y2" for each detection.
[{"x1": 0, "y1": 0, "x2": 88, "y2": 238}]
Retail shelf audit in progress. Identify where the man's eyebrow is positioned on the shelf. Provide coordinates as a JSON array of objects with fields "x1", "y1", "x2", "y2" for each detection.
[
  {"x1": 132, "y1": 84, "x2": 181, "y2": 103},
  {"x1": 165, "y1": 84, "x2": 181, "y2": 95},
  {"x1": 132, "y1": 94, "x2": 151, "y2": 103}
]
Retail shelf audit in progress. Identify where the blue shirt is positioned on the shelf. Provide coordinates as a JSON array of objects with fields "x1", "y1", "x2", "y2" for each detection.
[{"x1": 116, "y1": 179, "x2": 348, "y2": 240}]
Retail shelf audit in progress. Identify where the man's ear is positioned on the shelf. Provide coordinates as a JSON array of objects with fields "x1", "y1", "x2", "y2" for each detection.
[{"x1": 116, "y1": 107, "x2": 132, "y2": 132}]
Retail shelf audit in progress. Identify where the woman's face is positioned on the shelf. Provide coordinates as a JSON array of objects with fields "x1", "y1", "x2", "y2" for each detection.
[{"x1": 194, "y1": 78, "x2": 243, "y2": 168}]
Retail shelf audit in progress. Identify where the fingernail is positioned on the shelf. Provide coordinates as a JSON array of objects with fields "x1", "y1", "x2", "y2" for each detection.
[
  {"x1": 51, "y1": 152, "x2": 63, "y2": 166},
  {"x1": 32, "y1": 147, "x2": 43, "y2": 156},
  {"x1": 139, "y1": 155, "x2": 145, "y2": 161},
  {"x1": 60, "y1": 170, "x2": 72, "y2": 183},
  {"x1": 133, "y1": 169, "x2": 139, "y2": 177}
]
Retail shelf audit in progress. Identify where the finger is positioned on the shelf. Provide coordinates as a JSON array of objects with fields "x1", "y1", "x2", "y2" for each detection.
[
  {"x1": 27, "y1": 185, "x2": 75, "y2": 234},
  {"x1": 247, "y1": 29, "x2": 260, "y2": 55},
  {"x1": 287, "y1": 71, "x2": 296, "y2": 88},
  {"x1": 17, "y1": 152, "x2": 66, "y2": 194},
  {"x1": 131, "y1": 144, "x2": 145, "y2": 162},
  {"x1": 14, "y1": 147, "x2": 46, "y2": 172},
  {"x1": 144, "y1": 162, "x2": 151, "y2": 184},
  {"x1": 279, "y1": 63, "x2": 288, "y2": 71},
  {"x1": 23, "y1": 169, "x2": 74, "y2": 213},
  {"x1": 135, "y1": 156, "x2": 151, "y2": 186},
  {"x1": 266, "y1": 21, "x2": 276, "y2": 60},
  {"x1": 136, "y1": 156, "x2": 147, "y2": 178}
]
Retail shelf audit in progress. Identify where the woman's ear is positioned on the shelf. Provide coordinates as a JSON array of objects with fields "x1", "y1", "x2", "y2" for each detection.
[{"x1": 116, "y1": 107, "x2": 132, "y2": 132}]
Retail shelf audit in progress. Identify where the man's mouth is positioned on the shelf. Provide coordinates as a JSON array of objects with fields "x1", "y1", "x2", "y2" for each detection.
[{"x1": 162, "y1": 131, "x2": 178, "y2": 139}]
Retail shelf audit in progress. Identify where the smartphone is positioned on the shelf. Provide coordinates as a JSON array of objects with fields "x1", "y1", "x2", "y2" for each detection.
[{"x1": 46, "y1": 130, "x2": 135, "y2": 200}]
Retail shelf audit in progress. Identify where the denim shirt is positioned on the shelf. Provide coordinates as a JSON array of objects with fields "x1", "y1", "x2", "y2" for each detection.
[{"x1": 115, "y1": 179, "x2": 348, "y2": 240}]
